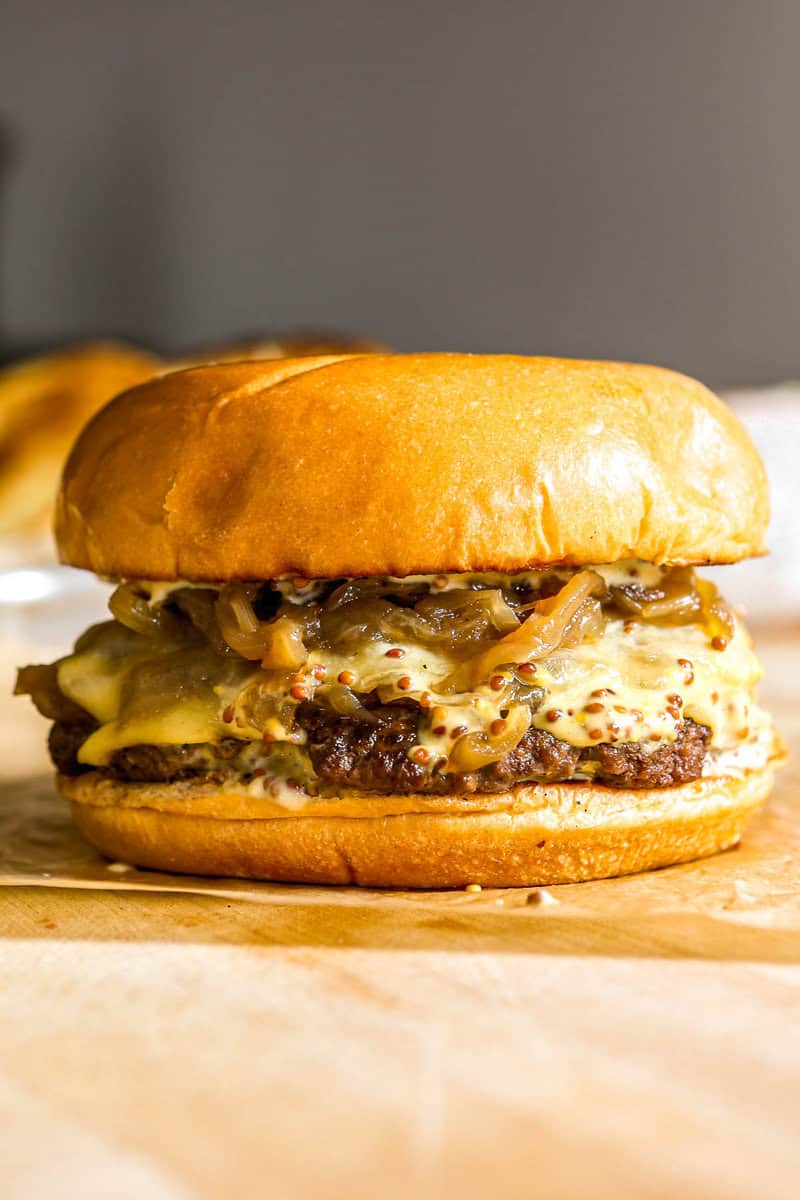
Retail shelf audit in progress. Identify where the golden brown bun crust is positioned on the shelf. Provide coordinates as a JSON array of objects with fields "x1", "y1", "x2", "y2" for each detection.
[
  {"x1": 0, "y1": 342, "x2": 160, "y2": 538},
  {"x1": 56, "y1": 354, "x2": 768, "y2": 580},
  {"x1": 60, "y1": 767, "x2": 773, "y2": 888}
]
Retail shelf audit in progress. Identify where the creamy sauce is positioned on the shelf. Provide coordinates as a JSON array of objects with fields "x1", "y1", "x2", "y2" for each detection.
[{"x1": 529, "y1": 617, "x2": 760, "y2": 750}]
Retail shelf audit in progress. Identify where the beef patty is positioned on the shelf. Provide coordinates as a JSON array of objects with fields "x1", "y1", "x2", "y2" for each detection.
[
  {"x1": 295, "y1": 702, "x2": 709, "y2": 791},
  {"x1": 49, "y1": 702, "x2": 711, "y2": 792}
]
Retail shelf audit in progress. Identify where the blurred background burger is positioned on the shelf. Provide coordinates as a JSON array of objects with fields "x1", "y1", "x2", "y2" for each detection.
[{"x1": 0, "y1": 341, "x2": 159, "y2": 562}]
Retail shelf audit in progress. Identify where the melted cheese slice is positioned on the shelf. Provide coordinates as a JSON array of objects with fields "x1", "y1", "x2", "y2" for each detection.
[{"x1": 58, "y1": 624, "x2": 261, "y2": 766}]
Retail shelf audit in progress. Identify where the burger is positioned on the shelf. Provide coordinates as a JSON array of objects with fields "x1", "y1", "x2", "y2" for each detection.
[
  {"x1": 16, "y1": 354, "x2": 784, "y2": 887},
  {"x1": 0, "y1": 341, "x2": 159, "y2": 557}
]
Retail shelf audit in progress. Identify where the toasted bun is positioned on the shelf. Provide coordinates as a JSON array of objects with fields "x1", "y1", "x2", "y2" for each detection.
[
  {"x1": 56, "y1": 354, "x2": 768, "y2": 580},
  {"x1": 59, "y1": 767, "x2": 774, "y2": 888},
  {"x1": 0, "y1": 342, "x2": 160, "y2": 539}
]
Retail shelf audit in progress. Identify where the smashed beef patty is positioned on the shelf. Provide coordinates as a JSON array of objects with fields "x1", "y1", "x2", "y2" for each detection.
[
  {"x1": 49, "y1": 702, "x2": 711, "y2": 792},
  {"x1": 295, "y1": 703, "x2": 710, "y2": 791}
]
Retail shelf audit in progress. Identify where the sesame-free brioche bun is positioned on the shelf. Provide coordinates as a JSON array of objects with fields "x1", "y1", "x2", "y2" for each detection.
[
  {"x1": 56, "y1": 353, "x2": 768, "y2": 581},
  {"x1": 59, "y1": 764, "x2": 777, "y2": 888},
  {"x1": 0, "y1": 341, "x2": 160, "y2": 542}
]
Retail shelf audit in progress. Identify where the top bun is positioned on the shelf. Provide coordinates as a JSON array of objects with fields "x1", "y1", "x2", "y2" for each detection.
[
  {"x1": 56, "y1": 354, "x2": 768, "y2": 581},
  {"x1": 0, "y1": 341, "x2": 160, "y2": 540}
]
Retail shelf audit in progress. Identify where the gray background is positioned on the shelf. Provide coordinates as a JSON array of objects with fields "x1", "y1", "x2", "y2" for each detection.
[{"x1": 1, "y1": 0, "x2": 799, "y2": 386}]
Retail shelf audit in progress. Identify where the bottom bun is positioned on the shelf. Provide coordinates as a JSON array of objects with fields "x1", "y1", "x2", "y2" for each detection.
[{"x1": 59, "y1": 767, "x2": 775, "y2": 888}]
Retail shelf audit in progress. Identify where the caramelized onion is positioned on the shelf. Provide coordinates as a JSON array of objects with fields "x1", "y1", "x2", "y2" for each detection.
[
  {"x1": 324, "y1": 684, "x2": 373, "y2": 719},
  {"x1": 109, "y1": 583, "x2": 183, "y2": 640},
  {"x1": 257, "y1": 615, "x2": 309, "y2": 669},
  {"x1": 215, "y1": 586, "x2": 309, "y2": 667},
  {"x1": 319, "y1": 599, "x2": 397, "y2": 647},
  {"x1": 229, "y1": 589, "x2": 259, "y2": 634},
  {"x1": 171, "y1": 588, "x2": 230, "y2": 655},
  {"x1": 412, "y1": 588, "x2": 520, "y2": 642},
  {"x1": 560, "y1": 597, "x2": 605, "y2": 648},
  {"x1": 234, "y1": 679, "x2": 297, "y2": 734},
  {"x1": 452, "y1": 570, "x2": 605, "y2": 687},
  {"x1": 611, "y1": 567, "x2": 699, "y2": 622},
  {"x1": 324, "y1": 578, "x2": 426, "y2": 609},
  {"x1": 611, "y1": 567, "x2": 735, "y2": 641},
  {"x1": 447, "y1": 705, "x2": 531, "y2": 771},
  {"x1": 696, "y1": 578, "x2": 736, "y2": 642},
  {"x1": 315, "y1": 586, "x2": 520, "y2": 652}
]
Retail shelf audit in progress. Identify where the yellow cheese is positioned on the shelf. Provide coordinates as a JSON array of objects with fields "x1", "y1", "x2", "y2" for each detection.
[
  {"x1": 58, "y1": 651, "x2": 126, "y2": 726},
  {"x1": 79, "y1": 697, "x2": 224, "y2": 764},
  {"x1": 56, "y1": 622, "x2": 261, "y2": 767}
]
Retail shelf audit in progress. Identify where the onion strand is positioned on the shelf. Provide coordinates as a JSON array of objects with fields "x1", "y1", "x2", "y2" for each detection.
[{"x1": 450, "y1": 570, "x2": 606, "y2": 687}]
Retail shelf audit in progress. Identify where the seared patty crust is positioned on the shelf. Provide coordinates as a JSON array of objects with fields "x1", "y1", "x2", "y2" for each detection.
[
  {"x1": 296, "y1": 703, "x2": 710, "y2": 791},
  {"x1": 49, "y1": 702, "x2": 711, "y2": 793}
]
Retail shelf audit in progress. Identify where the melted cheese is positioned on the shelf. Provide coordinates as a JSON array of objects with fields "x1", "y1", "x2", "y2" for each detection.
[
  {"x1": 529, "y1": 617, "x2": 760, "y2": 750},
  {"x1": 58, "y1": 623, "x2": 261, "y2": 766}
]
